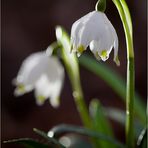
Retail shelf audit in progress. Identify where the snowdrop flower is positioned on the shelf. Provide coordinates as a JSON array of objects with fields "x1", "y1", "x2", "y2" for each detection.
[
  {"x1": 13, "y1": 51, "x2": 64, "y2": 107},
  {"x1": 71, "y1": 11, "x2": 120, "y2": 66}
]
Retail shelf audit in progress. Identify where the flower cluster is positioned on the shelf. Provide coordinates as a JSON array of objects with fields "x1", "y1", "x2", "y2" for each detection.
[{"x1": 13, "y1": 10, "x2": 120, "y2": 108}]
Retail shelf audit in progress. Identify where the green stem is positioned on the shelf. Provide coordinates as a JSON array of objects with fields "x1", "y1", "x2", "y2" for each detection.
[
  {"x1": 55, "y1": 26, "x2": 92, "y2": 129},
  {"x1": 126, "y1": 57, "x2": 134, "y2": 147},
  {"x1": 55, "y1": 26, "x2": 101, "y2": 147},
  {"x1": 112, "y1": 0, "x2": 135, "y2": 147},
  {"x1": 65, "y1": 56, "x2": 92, "y2": 129}
]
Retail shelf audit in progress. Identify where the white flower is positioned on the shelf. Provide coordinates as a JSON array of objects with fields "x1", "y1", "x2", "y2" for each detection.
[
  {"x1": 71, "y1": 11, "x2": 120, "y2": 66},
  {"x1": 13, "y1": 51, "x2": 64, "y2": 107}
]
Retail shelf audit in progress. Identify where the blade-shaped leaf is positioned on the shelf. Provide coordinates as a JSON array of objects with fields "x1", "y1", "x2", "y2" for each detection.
[
  {"x1": 137, "y1": 128, "x2": 147, "y2": 148},
  {"x1": 103, "y1": 107, "x2": 143, "y2": 138},
  {"x1": 33, "y1": 128, "x2": 65, "y2": 148},
  {"x1": 89, "y1": 99, "x2": 115, "y2": 148},
  {"x1": 103, "y1": 107, "x2": 125, "y2": 125},
  {"x1": 48, "y1": 124, "x2": 125, "y2": 148},
  {"x1": 79, "y1": 54, "x2": 146, "y2": 125},
  {"x1": 3, "y1": 138, "x2": 49, "y2": 148}
]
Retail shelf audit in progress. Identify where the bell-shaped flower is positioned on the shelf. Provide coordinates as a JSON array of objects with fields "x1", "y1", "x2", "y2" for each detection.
[
  {"x1": 71, "y1": 11, "x2": 120, "y2": 66},
  {"x1": 13, "y1": 51, "x2": 64, "y2": 108}
]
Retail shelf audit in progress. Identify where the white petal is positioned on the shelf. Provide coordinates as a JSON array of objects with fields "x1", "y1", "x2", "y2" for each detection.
[
  {"x1": 71, "y1": 19, "x2": 84, "y2": 51},
  {"x1": 78, "y1": 25, "x2": 93, "y2": 49},
  {"x1": 47, "y1": 57, "x2": 64, "y2": 107},
  {"x1": 34, "y1": 57, "x2": 64, "y2": 107},
  {"x1": 71, "y1": 11, "x2": 97, "y2": 52},
  {"x1": 14, "y1": 84, "x2": 33, "y2": 96},
  {"x1": 34, "y1": 75, "x2": 50, "y2": 105},
  {"x1": 15, "y1": 52, "x2": 49, "y2": 87},
  {"x1": 48, "y1": 80, "x2": 63, "y2": 108},
  {"x1": 13, "y1": 52, "x2": 48, "y2": 96},
  {"x1": 46, "y1": 45, "x2": 53, "y2": 56},
  {"x1": 87, "y1": 12, "x2": 118, "y2": 62},
  {"x1": 89, "y1": 40, "x2": 101, "y2": 60},
  {"x1": 99, "y1": 12, "x2": 119, "y2": 65}
]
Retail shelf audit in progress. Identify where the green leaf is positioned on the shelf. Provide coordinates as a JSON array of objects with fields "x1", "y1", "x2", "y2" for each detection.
[
  {"x1": 137, "y1": 128, "x2": 147, "y2": 148},
  {"x1": 79, "y1": 54, "x2": 146, "y2": 125},
  {"x1": 104, "y1": 107, "x2": 143, "y2": 138},
  {"x1": 89, "y1": 99, "x2": 115, "y2": 148},
  {"x1": 33, "y1": 128, "x2": 65, "y2": 148},
  {"x1": 58, "y1": 134, "x2": 92, "y2": 148},
  {"x1": 104, "y1": 107, "x2": 125, "y2": 125},
  {"x1": 49, "y1": 124, "x2": 125, "y2": 148},
  {"x1": 3, "y1": 138, "x2": 49, "y2": 148}
]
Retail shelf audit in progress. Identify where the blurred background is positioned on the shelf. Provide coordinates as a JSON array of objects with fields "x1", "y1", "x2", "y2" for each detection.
[{"x1": 2, "y1": 0, "x2": 147, "y2": 147}]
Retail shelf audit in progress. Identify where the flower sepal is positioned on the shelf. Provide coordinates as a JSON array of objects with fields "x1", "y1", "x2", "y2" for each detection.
[{"x1": 95, "y1": 0, "x2": 106, "y2": 12}]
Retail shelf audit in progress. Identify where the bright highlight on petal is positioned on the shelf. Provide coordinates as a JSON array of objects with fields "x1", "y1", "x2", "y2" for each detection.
[
  {"x1": 13, "y1": 51, "x2": 64, "y2": 107},
  {"x1": 71, "y1": 11, "x2": 120, "y2": 65}
]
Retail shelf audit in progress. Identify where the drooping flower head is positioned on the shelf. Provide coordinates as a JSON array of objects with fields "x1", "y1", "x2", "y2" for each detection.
[
  {"x1": 13, "y1": 51, "x2": 64, "y2": 107},
  {"x1": 71, "y1": 11, "x2": 120, "y2": 66}
]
